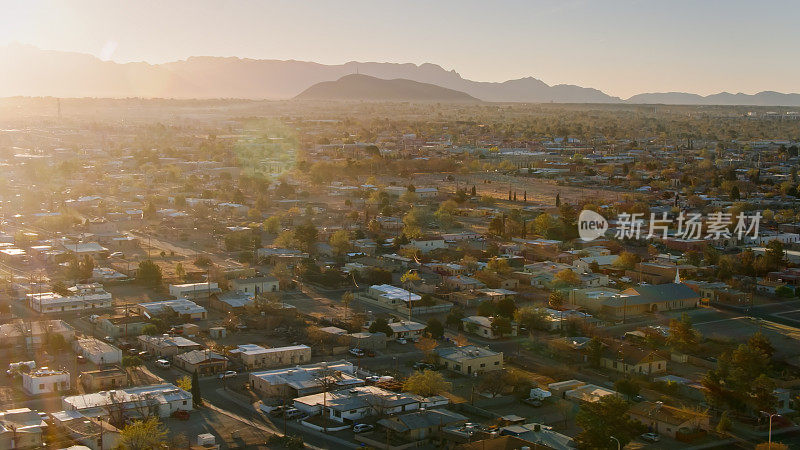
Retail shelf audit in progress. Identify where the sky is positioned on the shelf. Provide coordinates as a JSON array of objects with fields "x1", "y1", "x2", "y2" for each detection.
[{"x1": 1, "y1": 0, "x2": 798, "y2": 98}]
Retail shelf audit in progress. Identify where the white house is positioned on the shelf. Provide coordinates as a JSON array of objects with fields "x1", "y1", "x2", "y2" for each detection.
[
  {"x1": 73, "y1": 338, "x2": 123, "y2": 365},
  {"x1": 61, "y1": 383, "x2": 192, "y2": 419},
  {"x1": 409, "y1": 239, "x2": 447, "y2": 253},
  {"x1": 22, "y1": 368, "x2": 71, "y2": 395},
  {"x1": 231, "y1": 276, "x2": 280, "y2": 295},
  {"x1": 293, "y1": 385, "x2": 420, "y2": 423},
  {"x1": 27, "y1": 283, "x2": 112, "y2": 314},
  {"x1": 168, "y1": 282, "x2": 221, "y2": 300}
]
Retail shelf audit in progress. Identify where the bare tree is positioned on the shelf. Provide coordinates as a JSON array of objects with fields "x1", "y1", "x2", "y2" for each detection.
[{"x1": 311, "y1": 364, "x2": 345, "y2": 432}]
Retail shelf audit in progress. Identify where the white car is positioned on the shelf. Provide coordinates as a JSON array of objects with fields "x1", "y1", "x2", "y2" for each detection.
[
  {"x1": 349, "y1": 348, "x2": 365, "y2": 357},
  {"x1": 353, "y1": 424, "x2": 374, "y2": 433},
  {"x1": 396, "y1": 338, "x2": 408, "y2": 344},
  {"x1": 155, "y1": 359, "x2": 171, "y2": 368},
  {"x1": 218, "y1": 370, "x2": 237, "y2": 379}
]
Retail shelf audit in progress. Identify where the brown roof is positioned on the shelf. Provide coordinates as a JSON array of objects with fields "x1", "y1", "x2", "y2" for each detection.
[{"x1": 629, "y1": 401, "x2": 705, "y2": 427}]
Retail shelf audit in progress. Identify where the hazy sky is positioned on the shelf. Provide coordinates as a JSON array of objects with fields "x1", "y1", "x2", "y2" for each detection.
[{"x1": 2, "y1": 0, "x2": 798, "y2": 98}]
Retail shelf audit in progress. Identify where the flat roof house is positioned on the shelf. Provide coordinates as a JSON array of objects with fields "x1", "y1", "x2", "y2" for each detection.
[
  {"x1": 27, "y1": 283, "x2": 112, "y2": 314},
  {"x1": 22, "y1": 368, "x2": 71, "y2": 395},
  {"x1": 231, "y1": 276, "x2": 280, "y2": 295},
  {"x1": 137, "y1": 335, "x2": 203, "y2": 358},
  {"x1": 0, "y1": 408, "x2": 47, "y2": 449},
  {"x1": 79, "y1": 367, "x2": 127, "y2": 392},
  {"x1": 249, "y1": 361, "x2": 362, "y2": 398},
  {"x1": 293, "y1": 385, "x2": 421, "y2": 424},
  {"x1": 232, "y1": 344, "x2": 311, "y2": 370},
  {"x1": 61, "y1": 383, "x2": 192, "y2": 420},
  {"x1": 387, "y1": 321, "x2": 426, "y2": 340},
  {"x1": 73, "y1": 338, "x2": 123, "y2": 365},
  {"x1": 436, "y1": 345, "x2": 503, "y2": 376},
  {"x1": 137, "y1": 299, "x2": 207, "y2": 320},
  {"x1": 174, "y1": 349, "x2": 228, "y2": 375}
]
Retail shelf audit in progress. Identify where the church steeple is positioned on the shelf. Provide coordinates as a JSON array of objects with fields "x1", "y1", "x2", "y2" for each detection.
[{"x1": 674, "y1": 265, "x2": 681, "y2": 284}]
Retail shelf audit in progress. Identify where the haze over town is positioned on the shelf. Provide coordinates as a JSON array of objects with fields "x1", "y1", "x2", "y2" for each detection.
[{"x1": 1, "y1": 2, "x2": 800, "y2": 450}]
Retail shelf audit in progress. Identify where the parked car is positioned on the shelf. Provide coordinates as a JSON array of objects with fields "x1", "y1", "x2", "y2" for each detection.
[
  {"x1": 413, "y1": 362, "x2": 436, "y2": 371},
  {"x1": 523, "y1": 398, "x2": 543, "y2": 407},
  {"x1": 218, "y1": 370, "x2": 237, "y2": 379},
  {"x1": 267, "y1": 405, "x2": 286, "y2": 417},
  {"x1": 396, "y1": 338, "x2": 408, "y2": 344},
  {"x1": 349, "y1": 348, "x2": 365, "y2": 357},
  {"x1": 353, "y1": 424, "x2": 374, "y2": 433},
  {"x1": 641, "y1": 433, "x2": 660, "y2": 442},
  {"x1": 109, "y1": 252, "x2": 124, "y2": 258},
  {"x1": 155, "y1": 359, "x2": 171, "y2": 368},
  {"x1": 284, "y1": 408, "x2": 305, "y2": 420},
  {"x1": 76, "y1": 356, "x2": 87, "y2": 364}
]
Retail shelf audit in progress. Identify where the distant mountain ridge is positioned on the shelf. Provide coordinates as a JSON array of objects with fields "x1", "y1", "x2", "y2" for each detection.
[
  {"x1": 1, "y1": 43, "x2": 799, "y2": 105},
  {"x1": 295, "y1": 74, "x2": 480, "y2": 102}
]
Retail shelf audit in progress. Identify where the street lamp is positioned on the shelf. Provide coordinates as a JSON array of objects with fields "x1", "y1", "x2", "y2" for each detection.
[
  {"x1": 761, "y1": 411, "x2": 779, "y2": 448},
  {"x1": 610, "y1": 436, "x2": 620, "y2": 450}
]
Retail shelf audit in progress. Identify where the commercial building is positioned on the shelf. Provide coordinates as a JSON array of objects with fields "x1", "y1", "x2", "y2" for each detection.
[
  {"x1": 27, "y1": 283, "x2": 113, "y2": 314},
  {"x1": 137, "y1": 299, "x2": 207, "y2": 320},
  {"x1": 436, "y1": 345, "x2": 503, "y2": 376}
]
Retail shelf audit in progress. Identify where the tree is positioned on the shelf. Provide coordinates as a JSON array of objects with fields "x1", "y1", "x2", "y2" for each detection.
[
  {"x1": 477, "y1": 300, "x2": 497, "y2": 317},
  {"x1": 122, "y1": 356, "x2": 143, "y2": 367},
  {"x1": 614, "y1": 378, "x2": 641, "y2": 401},
  {"x1": 369, "y1": 317, "x2": 393, "y2": 336},
  {"x1": 263, "y1": 215, "x2": 282, "y2": 234},
  {"x1": 403, "y1": 370, "x2": 451, "y2": 397},
  {"x1": 174, "y1": 262, "x2": 186, "y2": 281},
  {"x1": 491, "y1": 316, "x2": 513, "y2": 338},
  {"x1": 136, "y1": 260, "x2": 162, "y2": 286},
  {"x1": 549, "y1": 290, "x2": 565, "y2": 309},
  {"x1": 141, "y1": 324, "x2": 158, "y2": 336},
  {"x1": 586, "y1": 337, "x2": 604, "y2": 368},
  {"x1": 477, "y1": 372, "x2": 508, "y2": 398},
  {"x1": 329, "y1": 230, "x2": 351, "y2": 256},
  {"x1": 514, "y1": 306, "x2": 549, "y2": 331},
  {"x1": 575, "y1": 395, "x2": 643, "y2": 449},
  {"x1": 668, "y1": 313, "x2": 700, "y2": 351},
  {"x1": 120, "y1": 417, "x2": 168, "y2": 450},
  {"x1": 747, "y1": 332, "x2": 775, "y2": 360},
  {"x1": 613, "y1": 251, "x2": 639, "y2": 270},
  {"x1": 751, "y1": 374, "x2": 777, "y2": 413},
  {"x1": 415, "y1": 336, "x2": 439, "y2": 362},
  {"x1": 553, "y1": 269, "x2": 580, "y2": 287},
  {"x1": 425, "y1": 318, "x2": 444, "y2": 339},
  {"x1": 51, "y1": 281, "x2": 71, "y2": 296},
  {"x1": 716, "y1": 410, "x2": 732, "y2": 434},
  {"x1": 191, "y1": 370, "x2": 202, "y2": 406},
  {"x1": 294, "y1": 223, "x2": 319, "y2": 252},
  {"x1": 176, "y1": 375, "x2": 192, "y2": 392},
  {"x1": 496, "y1": 297, "x2": 517, "y2": 318}
]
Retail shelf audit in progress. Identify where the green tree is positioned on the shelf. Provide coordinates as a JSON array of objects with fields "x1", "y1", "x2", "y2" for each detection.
[
  {"x1": 747, "y1": 332, "x2": 775, "y2": 360},
  {"x1": 614, "y1": 378, "x2": 641, "y2": 401},
  {"x1": 613, "y1": 251, "x2": 639, "y2": 270},
  {"x1": 496, "y1": 297, "x2": 517, "y2": 318},
  {"x1": 368, "y1": 317, "x2": 393, "y2": 336},
  {"x1": 491, "y1": 316, "x2": 513, "y2": 337},
  {"x1": 191, "y1": 370, "x2": 202, "y2": 406},
  {"x1": 176, "y1": 375, "x2": 192, "y2": 392},
  {"x1": 329, "y1": 230, "x2": 351, "y2": 256},
  {"x1": 122, "y1": 356, "x2": 143, "y2": 367},
  {"x1": 120, "y1": 417, "x2": 168, "y2": 450},
  {"x1": 136, "y1": 260, "x2": 163, "y2": 286},
  {"x1": 575, "y1": 395, "x2": 643, "y2": 449},
  {"x1": 668, "y1": 313, "x2": 700, "y2": 351},
  {"x1": 586, "y1": 337, "x2": 604, "y2": 368},
  {"x1": 425, "y1": 318, "x2": 444, "y2": 339},
  {"x1": 403, "y1": 370, "x2": 451, "y2": 397},
  {"x1": 514, "y1": 306, "x2": 549, "y2": 331},
  {"x1": 141, "y1": 323, "x2": 158, "y2": 336},
  {"x1": 174, "y1": 262, "x2": 186, "y2": 281}
]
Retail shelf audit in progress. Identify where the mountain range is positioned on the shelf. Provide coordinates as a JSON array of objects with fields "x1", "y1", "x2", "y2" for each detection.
[
  {"x1": 2, "y1": 43, "x2": 799, "y2": 106},
  {"x1": 295, "y1": 74, "x2": 480, "y2": 102}
]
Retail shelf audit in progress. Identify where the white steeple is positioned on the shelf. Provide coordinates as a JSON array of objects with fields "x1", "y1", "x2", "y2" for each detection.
[{"x1": 674, "y1": 266, "x2": 681, "y2": 284}]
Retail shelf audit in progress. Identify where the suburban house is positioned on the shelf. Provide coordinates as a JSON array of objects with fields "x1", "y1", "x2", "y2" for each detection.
[
  {"x1": 0, "y1": 319, "x2": 75, "y2": 352},
  {"x1": 461, "y1": 316, "x2": 517, "y2": 339},
  {"x1": 137, "y1": 335, "x2": 203, "y2": 358},
  {"x1": 444, "y1": 275, "x2": 486, "y2": 291},
  {"x1": 436, "y1": 345, "x2": 503, "y2": 376},
  {"x1": 232, "y1": 344, "x2": 312, "y2": 370},
  {"x1": 79, "y1": 368, "x2": 127, "y2": 392},
  {"x1": 137, "y1": 299, "x2": 207, "y2": 320},
  {"x1": 293, "y1": 385, "x2": 420, "y2": 424},
  {"x1": 629, "y1": 401, "x2": 710, "y2": 439},
  {"x1": 61, "y1": 384, "x2": 192, "y2": 419},
  {"x1": 249, "y1": 361, "x2": 362, "y2": 398},
  {"x1": 210, "y1": 291, "x2": 254, "y2": 313},
  {"x1": 387, "y1": 321, "x2": 426, "y2": 340},
  {"x1": 22, "y1": 368, "x2": 71, "y2": 395},
  {"x1": 0, "y1": 408, "x2": 48, "y2": 449},
  {"x1": 73, "y1": 338, "x2": 123, "y2": 365},
  {"x1": 357, "y1": 284, "x2": 421, "y2": 310},
  {"x1": 174, "y1": 350, "x2": 228, "y2": 375},
  {"x1": 377, "y1": 409, "x2": 468, "y2": 442},
  {"x1": 95, "y1": 313, "x2": 148, "y2": 338},
  {"x1": 597, "y1": 345, "x2": 668, "y2": 375},
  {"x1": 232, "y1": 276, "x2": 280, "y2": 295},
  {"x1": 409, "y1": 238, "x2": 447, "y2": 253},
  {"x1": 168, "y1": 282, "x2": 221, "y2": 301}
]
